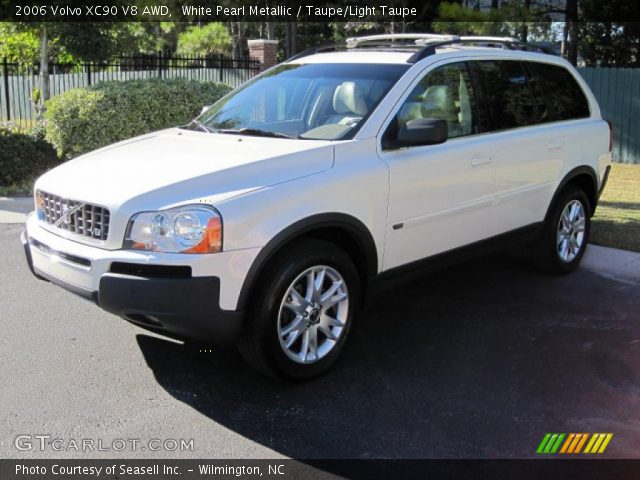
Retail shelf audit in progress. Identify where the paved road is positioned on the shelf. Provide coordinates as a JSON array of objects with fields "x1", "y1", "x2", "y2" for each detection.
[{"x1": 1, "y1": 222, "x2": 639, "y2": 461}]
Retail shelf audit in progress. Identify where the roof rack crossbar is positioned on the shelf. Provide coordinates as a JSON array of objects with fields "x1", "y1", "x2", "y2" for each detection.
[{"x1": 346, "y1": 34, "x2": 459, "y2": 48}]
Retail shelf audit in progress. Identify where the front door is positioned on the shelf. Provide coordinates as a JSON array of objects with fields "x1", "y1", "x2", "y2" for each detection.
[{"x1": 379, "y1": 61, "x2": 496, "y2": 270}]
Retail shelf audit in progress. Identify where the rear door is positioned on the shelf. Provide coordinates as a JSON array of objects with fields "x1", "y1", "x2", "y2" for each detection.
[{"x1": 469, "y1": 59, "x2": 560, "y2": 234}]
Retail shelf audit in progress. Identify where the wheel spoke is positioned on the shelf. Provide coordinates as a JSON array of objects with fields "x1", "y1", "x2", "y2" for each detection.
[
  {"x1": 573, "y1": 217, "x2": 586, "y2": 232},
  {"x1": 299, "y1": 329, "x2": 310, "y2": 362},
  {"x1": 289, "y1": 288, "x2": 305, "y2": 307},
  {"x1": 320, "y1": 281, "x2": 342, "y2": 303},
  {"x1": 569, "y1": 202, "x2": 579, "y2": 221},
  {"x1": 305, "y1": 270, "x2": 315, "y2": 301},
  {"x1": 570, "y1": 236, "x2": 580, "y2": 254},
  {"x1": 560, "y1": 238, "x2": 570, "y2": 259},
  {"x1": 281, "y1": 314, "x2": 304, "y2": 336},
  {"x1": 314, "y1": 268, "x2": 326, "y2": 300},
  {"x1": 308, "y1": 327, "x2": 318, "y2": 360},
  {"x1": 283, "y1": 301, "x2": 304, "y2": 314},
  {"x1": 324, "y1": 314, "x2": 345, "y2": 328},
  {"x1": 323, "y1": 292, "x2": 347, "y2": 310},
  {"x1": 318, "y1": 325, "x2": 337, "y2": 341},
  {"x1": 285, "y1": 329, "x2": 303, "y2": 348}
]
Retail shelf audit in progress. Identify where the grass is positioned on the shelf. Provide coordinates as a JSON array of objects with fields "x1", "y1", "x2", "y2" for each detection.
[{"x1": 591, "y1": 163, "x2": 640, "y2": 253}]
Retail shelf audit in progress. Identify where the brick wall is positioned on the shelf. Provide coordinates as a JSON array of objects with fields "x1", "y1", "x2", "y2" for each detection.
[{"x1": 247, "y1": 39, "x2": 279, "y2": 72}]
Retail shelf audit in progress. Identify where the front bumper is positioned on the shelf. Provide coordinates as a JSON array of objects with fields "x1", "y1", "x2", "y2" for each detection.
[{"x1": 22, "y1": 216, "x2": 257, "y2": 345}]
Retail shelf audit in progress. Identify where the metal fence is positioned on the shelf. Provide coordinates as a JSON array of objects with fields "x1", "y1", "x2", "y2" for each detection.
[
  {"x1": 0, "y1": 53, "x2": 260, "y2": 125},
  {"x1": 578, "y1": 67, "x2": 640, "y2": 165},
  {"x1": 2, "y1": 57, "x2": 638, "y2": 165}
]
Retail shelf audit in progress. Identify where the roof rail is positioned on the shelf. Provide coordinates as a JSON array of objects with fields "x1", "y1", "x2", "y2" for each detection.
[
  {"x1": 408, "y1": 35, "x2": 557, "y2": 62},
  {"x1": 287, "y1": 34, "x2": 557, "y2": 63},
  {"x1": 459, "y1": 36, "x2": 520, "y2": 43}
]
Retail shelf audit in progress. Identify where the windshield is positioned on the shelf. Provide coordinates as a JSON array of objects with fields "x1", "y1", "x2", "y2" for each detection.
[{"x1": 190, "y1": 63, "x2": 410, "y2": 140}]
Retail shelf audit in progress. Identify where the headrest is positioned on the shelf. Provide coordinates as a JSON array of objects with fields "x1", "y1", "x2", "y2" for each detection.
[
  {"x1": 421, "y1": 85, "x2": 452, "y2": 113},
  {"x1": 333, "y1": 82, "x2": 368, "y2": 116}
]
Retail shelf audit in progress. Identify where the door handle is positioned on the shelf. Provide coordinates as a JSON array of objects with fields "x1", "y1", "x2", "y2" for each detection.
[
  {"x1": 548, "y1": 138, "x2": 565, "y2": 150},
  {"x1": 471, "y1": 154, "x2": 492, "y2": 167}
]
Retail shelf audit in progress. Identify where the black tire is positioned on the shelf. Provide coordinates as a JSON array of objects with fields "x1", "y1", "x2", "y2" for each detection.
[
  {"x1": 532, "y1": 185, "x2": 591, "y2": 274},
  {"x1": 238, "y1": 239, "x2": 361, "y2": 380}
]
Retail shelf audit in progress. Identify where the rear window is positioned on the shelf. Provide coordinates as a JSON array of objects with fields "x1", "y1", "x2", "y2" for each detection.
[
  {"x1": 471, "y1": 60, "x2": 537, "y2": 132},
  {"x1": 527, "y1": 62, "x2": 590, "y2": 122}
]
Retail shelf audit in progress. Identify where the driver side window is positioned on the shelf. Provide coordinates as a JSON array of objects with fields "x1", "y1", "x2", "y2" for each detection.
[{"x1": 385, "y1": 62, "x2": 477, "y2": 147}]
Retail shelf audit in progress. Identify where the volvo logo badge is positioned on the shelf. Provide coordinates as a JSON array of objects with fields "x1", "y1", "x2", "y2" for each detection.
[{"x1": 54, "y1": 203, "x2": 84, "y2": 228}]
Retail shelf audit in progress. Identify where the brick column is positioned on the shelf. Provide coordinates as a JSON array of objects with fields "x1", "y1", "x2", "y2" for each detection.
[{"x1": 247, "y1": 39, "x2": 279, "y2": 72}]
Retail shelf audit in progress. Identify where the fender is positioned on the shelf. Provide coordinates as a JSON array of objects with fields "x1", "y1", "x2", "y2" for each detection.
[
  {"x1": 235, "y1": 213, "x2": 378, "y2": 311},
  {"x1": 545, "y1": 165, "x2": 598, "y2": 219}
]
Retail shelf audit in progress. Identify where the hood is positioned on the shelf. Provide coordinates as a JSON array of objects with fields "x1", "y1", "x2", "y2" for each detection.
[{"x1": 36, "y1": 128, "x2": 334, "y2": 212}]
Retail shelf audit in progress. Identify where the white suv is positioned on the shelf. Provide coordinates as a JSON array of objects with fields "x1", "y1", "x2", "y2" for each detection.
[{"x1": 23, "y1": 34, "x2": 612, "y2": 379}]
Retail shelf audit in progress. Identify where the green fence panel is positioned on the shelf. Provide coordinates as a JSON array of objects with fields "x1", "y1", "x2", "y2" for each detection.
[{"x1": 579, "y1": 67, "x2": 640, "y2": 164}]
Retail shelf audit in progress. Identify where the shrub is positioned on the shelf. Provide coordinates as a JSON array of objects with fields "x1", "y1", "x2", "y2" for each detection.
[
  {"x1": 0, "y1": 124, "x2": 60, "y2": 188},
  {"x1": 45, "y1": 78, "x2": 232, "y2": 159}
]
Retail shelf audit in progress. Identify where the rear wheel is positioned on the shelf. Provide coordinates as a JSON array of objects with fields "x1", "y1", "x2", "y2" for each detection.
[
  {"x1": 532, "y1": 185, "x2": 590, "y2": 274},
  {"x1": 238, "y1": 239, "x2": 361, "y2": 380}
]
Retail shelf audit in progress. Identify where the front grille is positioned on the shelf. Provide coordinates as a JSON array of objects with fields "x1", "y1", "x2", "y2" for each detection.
[{"x1": 38, "y1": 191, "x2": 110, "y2": 241}]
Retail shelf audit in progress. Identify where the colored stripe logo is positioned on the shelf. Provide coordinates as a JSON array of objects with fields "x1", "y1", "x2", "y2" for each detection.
[{"x1": 537, "y1": 433, "x2": 613, "y2": 454}]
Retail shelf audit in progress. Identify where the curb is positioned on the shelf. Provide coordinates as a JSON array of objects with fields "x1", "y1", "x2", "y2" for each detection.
[{"x1": 582, "y1": 244, "x2": 640, "y2": 284}]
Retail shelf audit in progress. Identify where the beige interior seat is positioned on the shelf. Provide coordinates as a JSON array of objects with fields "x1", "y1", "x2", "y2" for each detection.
[{"x1": 324, "y1": 82, "x2": 368, "y2": 125}]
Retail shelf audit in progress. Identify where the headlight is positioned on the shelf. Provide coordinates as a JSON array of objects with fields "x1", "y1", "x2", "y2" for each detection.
[{"x1": 124, "y1": 205, "x2": 222, "y2": 254}]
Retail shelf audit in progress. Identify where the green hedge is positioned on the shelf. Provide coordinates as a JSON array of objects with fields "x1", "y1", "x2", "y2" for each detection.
[
  {"x1": 0, "y1": 124, "x2": 60, "y2": 189},
  {"x1": 45, "y1": 78, "x2": 232, "y2": 159}
]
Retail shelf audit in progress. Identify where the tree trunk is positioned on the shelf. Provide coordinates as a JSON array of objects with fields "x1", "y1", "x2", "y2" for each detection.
[
  {"x1": 284, "y1": 22, "x2": 297, "y2": 57},
  {"x1": 38, "y1": 24, "x2": 50, "y2": 118},
  {"x1": 230, "y1": 22, "x2": 242, "y2": 60},
  {"x1": 264, "y1": 0, "x2": 274, "y2": 40},
  {"x1": 520, "y1": 0, "x2": 531, "y2": 42},
  {"x1": 566, "y1": 0, "x2": 579, "y2": 66}
]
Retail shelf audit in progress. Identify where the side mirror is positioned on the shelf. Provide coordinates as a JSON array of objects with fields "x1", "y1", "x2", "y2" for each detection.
[
  {"x1": 396, "y1": 118, "x2": 448, "y2": 147},
  {"x1": 201, "y1": 105, "x2": 211, "y2": 115}
]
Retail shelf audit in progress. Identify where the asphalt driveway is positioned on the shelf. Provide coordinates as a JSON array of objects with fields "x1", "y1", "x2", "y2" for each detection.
[{"x1": 0, "y1": 216, "x2": 639, "y2": 460}]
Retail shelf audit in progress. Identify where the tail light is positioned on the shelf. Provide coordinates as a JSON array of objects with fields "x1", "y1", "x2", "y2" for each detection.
[{"x1": 607, "y1": 121, "x2": 614, "y2": 152}]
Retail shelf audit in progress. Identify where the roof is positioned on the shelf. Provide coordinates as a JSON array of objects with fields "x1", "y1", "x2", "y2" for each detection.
[{"x1": 286, "y1": 34, "x2": 559, "y2": 66}]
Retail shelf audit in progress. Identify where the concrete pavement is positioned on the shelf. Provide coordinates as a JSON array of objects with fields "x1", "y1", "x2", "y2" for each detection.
[{"x1": 0, "y1": 197, "x2": 32, "y2": 224}]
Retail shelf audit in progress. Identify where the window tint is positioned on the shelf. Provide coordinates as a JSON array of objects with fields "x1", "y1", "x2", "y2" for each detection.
[
  {"x1": 385, "y1": 62, "x2": 477, "y2": 146},
  {"x1": 472, "y1": 60, "x2": 536, "y2": 131},
  {"x1": 527, "y1": 62, "x2": 590, "y2": 122}
]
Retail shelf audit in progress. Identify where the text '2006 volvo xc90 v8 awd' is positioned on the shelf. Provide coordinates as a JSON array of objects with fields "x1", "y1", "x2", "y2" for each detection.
[{"x1": 23, "y1": 34, "x2": 612, "y2": 379}]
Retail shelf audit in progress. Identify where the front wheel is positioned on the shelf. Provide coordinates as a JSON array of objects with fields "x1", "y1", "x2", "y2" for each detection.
[
  {"x1": 238, "y1": 239, "x2": 361, "y2": 380},
  {"x1": 532, "y1": 185, "x2": 591, "y2": 274}
]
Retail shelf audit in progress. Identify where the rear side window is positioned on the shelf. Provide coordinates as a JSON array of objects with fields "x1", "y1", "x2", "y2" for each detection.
[
  {"x1": 471, "y1": 60, "x2": 537, "y2": 132},
  {"x1": 527, "y1": 62, "x2": 590, "y2": 122}
]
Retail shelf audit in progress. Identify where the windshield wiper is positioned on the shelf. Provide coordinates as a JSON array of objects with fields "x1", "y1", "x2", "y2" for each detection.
[
  {"x1": 189, "y1": 119, "x2": 216, "y2": 133},
  {"x1": 216, "y1": 128, "x2": 297, "y2": 139}
]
